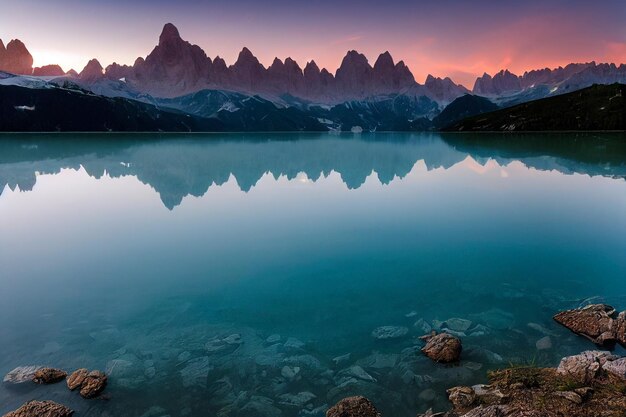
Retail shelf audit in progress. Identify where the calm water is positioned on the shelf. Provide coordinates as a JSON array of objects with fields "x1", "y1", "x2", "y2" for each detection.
[{"x1": 1, "y1": 132, "x2": 625, "y2": 417}]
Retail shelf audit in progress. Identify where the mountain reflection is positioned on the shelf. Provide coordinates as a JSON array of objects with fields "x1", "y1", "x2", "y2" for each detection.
[{"x1": 0, "y1": 132, "x2": 624, "y2": 209}]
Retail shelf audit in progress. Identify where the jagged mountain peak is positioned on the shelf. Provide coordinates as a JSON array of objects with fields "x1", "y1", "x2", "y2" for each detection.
[
  {"x1": 270, "y1": 57, "x2": 284, "y2": 69},
  {"x1": 304, "y1": 60, "x2": 320, "y2": 74},
  {"x1": 159, "y1": 23, "x2": 181, "y2": 44},
  {"x1": 80, "y1": 58, "x2": 104, "y2": 81},
  {"x1": 0, "y1": 38, "x2": 33, "y2": 75},
  {"x1": 374, "y1": 51, "x2": 395, "y2": 70}
]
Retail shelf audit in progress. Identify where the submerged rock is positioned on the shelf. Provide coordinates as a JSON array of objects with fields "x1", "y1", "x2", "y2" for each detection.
[
  {"x1": 180, "y1": 357, "x2": 211, "y2": 388},
  {"x1": 32, "y1": 368, "x2": 67, "y2": 384},
  {"x1": 414, "y1": 319, "x2": 433, "y2": 335},
  {"x1": 469, "y1": 309, "x2": 514, "y2": 330},
  {"x1": 536, "y1": 336, "x2": 553, "y2": 350},
  {"x1": 553, "y1": 304, "x2": 622, "y2": 346},
  {"x1": 3, "y1": 400, "x2": 73, "y2": 417},
  {"x1": 422, "y1": 333, "x2": 462, "y2": 363},
  {"x1": 326, "y1": 396, "x2": 381, "y2": 417},
  {"x1": 444, "y1": 318, "x2": 473, "y2": 332},
  {"x1": 79, "y1": 370, "x2": 107, "y2": 398},
  {"x1": 66, "y1": 368, "x2": 89, "y2": 390},
  {"x1": 278, "y1": 391, "x2": 317, "y2": 407},
  {"x1": 3, "y1": 366, "x2": 43, "y2": 384},
  {"x1": 371, "y1": 326, "x2": 408, "y2": 340}
]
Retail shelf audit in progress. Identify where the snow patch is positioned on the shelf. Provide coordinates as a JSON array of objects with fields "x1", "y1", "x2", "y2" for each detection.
[{"x1": 14, "y1": 105, "x2": 36, "y2": 111}]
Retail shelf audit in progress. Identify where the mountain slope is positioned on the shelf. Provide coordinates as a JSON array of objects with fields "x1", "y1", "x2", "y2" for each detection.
[
  {"x1": 0, "y1": 84, "x2": 223, "y2": 132},
  {"x1": 444, "y1": 83, "x2": 626, "y2": 131},
  {"x1": 432, "y1": 94, "x2": 498, "y2": 128}
]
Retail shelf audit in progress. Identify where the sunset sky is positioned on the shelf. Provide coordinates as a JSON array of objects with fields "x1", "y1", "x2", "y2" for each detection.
[{"x1": 1, "y1": 0, "x2": 625, "y2": 87}]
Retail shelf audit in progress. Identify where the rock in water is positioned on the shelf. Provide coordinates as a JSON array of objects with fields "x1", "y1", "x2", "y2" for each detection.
[
  {"x1": 444, "y1": 318, "x2": 473, "y2": 332},
  {"x1": 32, "y1": 368, "x2": 67, "y2": 384},
  {"x1": 326, "y1": 396, "x2": 381, "y2": 417},
  {"x1": 66, "y1": 369, "x2": 89, "y2": 390},
  {"x1": 536, "y1": 336, "x2": 553, "y2": 350},
  {"x1": 370, "y1": 326, "x2": 408, "y2": 340},
  {"x1": 422, "y1": 333, "x2": 462, "y2": 363},
  {"x1": 79, "y1": 371, "x2": 107, "y2": 398},
  {"x1": 3, "y1": 366, "x2": 43, "y2": 384},
  {"x1": 553, "y1": 304, "x2": 618, "y2": 346},
  {"x1": 3, "y1": 400, "x2": 73, "y2": 417}
]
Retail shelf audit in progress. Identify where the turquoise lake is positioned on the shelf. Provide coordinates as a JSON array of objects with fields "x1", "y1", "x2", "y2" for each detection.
[{"x1": 0, "y1": 132, "x2": 625, "y2": 417}]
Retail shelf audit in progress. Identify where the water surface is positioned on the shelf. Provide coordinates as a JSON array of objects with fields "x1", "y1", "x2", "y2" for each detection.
[{"x1": 1, "y1": 132, "x2": 625, "y2": 417}]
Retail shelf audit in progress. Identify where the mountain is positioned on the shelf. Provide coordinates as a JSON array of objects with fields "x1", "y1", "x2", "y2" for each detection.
[
  {"x1": 0, "y1": 84, "x2": 223, "y2": 132},
  {"x1": 432, "y1": 94, "x2": 498, "y2": 128},
  {"x1": 33, "y1": 65, "x2": 65, "y2": 76},
  {"x1": 423, "y1": 74, "x2": 471, "y2": 104},
  {"x1": 132, "y1": 23, "x2": 211, "y2": 97},
  {"x1": 472, "y1": 63, "x2": 626, "y2": 108},
  {"x1": 444, "y1": 83, "x2": 626, "y2": 131},
  {"x1": 473, "y1": 70, "x2": 521, "y2": 96},
  {"x1": 0, "y1": 39, "x2": 33, "y2": 75},
  {"x1": 62, "y1": 23, "x2": 466, "y2": 105}
]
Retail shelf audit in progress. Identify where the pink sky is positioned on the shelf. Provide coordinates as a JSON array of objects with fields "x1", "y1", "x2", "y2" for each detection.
[{"x1": 1, "y1": 0, "x2": 625, "y2": 88}]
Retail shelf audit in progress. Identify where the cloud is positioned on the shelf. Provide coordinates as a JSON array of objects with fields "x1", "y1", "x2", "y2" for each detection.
[{"x1": 331, "y1": 35, "x2": 363, "y2": 45}]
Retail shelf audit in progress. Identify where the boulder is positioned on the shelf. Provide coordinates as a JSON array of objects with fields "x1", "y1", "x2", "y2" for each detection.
[
  {"x1": 32, "y1": 368, "x2": 67, "y2": 384},
  {"x1": 2, "y1": 400, "x2": 73, "y2": 417},
  {"x1": 79, "y1": 370, "x2": 107, "y2": 398},
  {"x1": 447, "y1": 386, "x2": 476, "y2": 409},
  {"x1": 553, "y1": 304, "x2": 618, "y2": 346},
  {"x1": 422, "y1": 333, "x2": 462, "y2": 363},
  {"x1": 602, "y1": 357, "x2": 626, "y2": 379},
  {"x1": 66, "y1": 368, "x2": 89, "y2": 390},
  {"x1": 326, "y1": 396, "x2": 381, "y2": 417},
  {"x1": 556, "y1": 351, "x2": 615, "y2": 383}
]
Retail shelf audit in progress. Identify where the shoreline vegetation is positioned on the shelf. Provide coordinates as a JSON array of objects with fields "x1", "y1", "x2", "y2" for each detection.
[{"x1": 4, "y1": 303, "x2": 626, "y2": 417}]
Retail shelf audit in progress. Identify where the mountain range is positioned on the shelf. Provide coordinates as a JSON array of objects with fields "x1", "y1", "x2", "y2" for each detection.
[{"x1": 1, "y1": 23, "x2": 626, "y2": 132}]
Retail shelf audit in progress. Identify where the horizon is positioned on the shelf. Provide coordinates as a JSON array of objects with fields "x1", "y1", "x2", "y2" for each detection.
[{"x1": 2, "y1": 0, "x2": 625, "y2": 88}]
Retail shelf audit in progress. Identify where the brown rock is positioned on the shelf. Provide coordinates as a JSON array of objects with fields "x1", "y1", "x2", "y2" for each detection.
[
  {"x1": 554, "y1": 391, "x2": 583, "y2": 404},
  {"x1": 462, "y1": 405, "x2": 513, "y2": 417},
  {"x1": 615, "y1": 311, "x2": 626, "y2": 346},
  {"x1": 447, "y1": 386, "x2": 476, "y2": 409},
  {"x1": 32, "y1": 368, "x2": 67, "y2": 384},
  {"x1": 553, "y1": 304, "x2": 617, "y2": 346},
  {"x1": 2, "y1": 400, "x2": 73, "y2": 417},
  {"x1": 556, "y1": 351, "x2": 616, "y2": 384},
  {"x1": 66, "y1": 368, "x2": 89, "y2": 390},
  {"x1": 422, "y1": 333, "x2": 462, "y2": 363},
  {"x1": 326, "y1": 396, "x2": 381, "y2": 417},
  {"x1": 78, "y1": 370, "x2": 107, "y2": 398}
]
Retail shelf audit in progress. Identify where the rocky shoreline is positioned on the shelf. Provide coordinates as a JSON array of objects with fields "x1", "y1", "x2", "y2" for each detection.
[{"x1": 3, "y1": 303, "x2": 625, "y2": 417}]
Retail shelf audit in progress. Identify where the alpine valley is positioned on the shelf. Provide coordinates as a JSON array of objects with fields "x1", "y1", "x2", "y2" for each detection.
[{"x1": 1, "y1": 23, "x2": 625, "y2": 132}]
